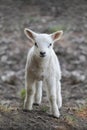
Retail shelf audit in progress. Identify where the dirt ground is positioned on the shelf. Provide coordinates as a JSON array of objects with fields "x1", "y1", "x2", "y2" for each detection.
[{"x1": 0, "y1": 0, "x2": 87, "y2": 129}]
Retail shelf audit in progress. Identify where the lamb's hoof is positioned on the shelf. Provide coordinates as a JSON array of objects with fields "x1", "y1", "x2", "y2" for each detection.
[
  {"x1": 52, "y1": 112, "x2": 60, "y2": 118},
  {"x1": 33, "y1": 103, "x2": 40, "y2": 106},
  {"x1": 49, "y1": 113, "x2": 60, "y2": 118},
  {"x1": 52, "y1": 114, "x2": 60, "y2": 118},
  {"x1": 23, "y1": 109, "x2": 30, "y2": 112}
]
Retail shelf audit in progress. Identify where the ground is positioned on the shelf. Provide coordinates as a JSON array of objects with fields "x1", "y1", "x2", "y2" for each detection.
[{"x1": 0, "y1": 0, "x2": 87, "y2": 130}]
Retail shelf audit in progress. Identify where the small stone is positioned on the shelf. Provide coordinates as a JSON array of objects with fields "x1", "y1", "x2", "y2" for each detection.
[
  {"x1": 41, "y1": 18, "x2": 47, "y2": 23},
  {"x1": 72, "y1": 37, "x2": 85, "y2": 44},
  {"x1": 1, "y1": 55, "x2": 8, "y2": 62},
  {"x1": 79, "y1": 55, "x2": 86, "y2": 62},
  {"x1": 53, "y1": 125, "x2": 67, "y2": 130},
  {"x1": 84, "y1": 24, "x2": 87, "y2": 28},
  {"x1": 1, "y1": 71, "x2": 17, "y2": 85},
  {"x1": 71, "y1": 71, "x2": 85, "y2": 84},
  {"x1": 76, "y1": 100, "x2": 86, "y2": 106},
  {"x1": 0, "y1": 100, "x2": 11, "y2": 106},
  {"x1": 62, "y1": 69, "x2": 71, "y2": 79}
]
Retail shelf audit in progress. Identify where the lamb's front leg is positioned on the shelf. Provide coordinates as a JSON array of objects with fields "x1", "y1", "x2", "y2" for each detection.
[
  {"x1": 34, "y1": 81, "x2": 42, "y2": 105},
  {"x1": 24, "y1": 79, "x2": 35, "y2": 110},
  {"x1": 46, "y1": 78, "x2": 60, "y2": 118}
]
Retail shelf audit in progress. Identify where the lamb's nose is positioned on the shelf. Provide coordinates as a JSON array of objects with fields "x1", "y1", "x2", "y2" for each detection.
[{"x1": 40, "y1": 51, "x2": 46, "y2": 57}]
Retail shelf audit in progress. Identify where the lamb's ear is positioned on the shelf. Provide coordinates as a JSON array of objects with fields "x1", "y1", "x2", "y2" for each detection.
[
  {"x1": 24, "y1": 28, "x2": 37, "y2": 42},
  {"x1": 50, "y1": 30, "x2": 63, "y2": 42}
]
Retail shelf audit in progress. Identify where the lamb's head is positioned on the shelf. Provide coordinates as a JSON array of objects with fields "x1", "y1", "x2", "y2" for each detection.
[{"x1": 24, "y1": 28, "x2": 63, "y2": 58}]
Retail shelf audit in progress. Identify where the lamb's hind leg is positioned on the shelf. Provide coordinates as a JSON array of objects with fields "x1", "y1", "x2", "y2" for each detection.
[
  {"x1": 56, "y1": 80, "x2": 62, "y2": 109},
  {"x1": 34, "y1": 81, "x2": 42, "y2": 105},
  {"x1": 46, "y1": 78, "x2": 60, "y2": 118},
  {"x1": 24, "y1": 79, "x2": 35, "y2": 110}
]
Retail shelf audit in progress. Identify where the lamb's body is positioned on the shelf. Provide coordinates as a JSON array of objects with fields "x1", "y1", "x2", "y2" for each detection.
[
  {"x1": 26, "y1": 47, "x2": 61, "y2": 81},
  {"x1": 24, "y1": 28, "x2": 63, "y2": 118}
]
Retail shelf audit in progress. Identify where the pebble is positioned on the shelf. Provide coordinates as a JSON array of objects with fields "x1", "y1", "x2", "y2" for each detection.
[
  {"x1": 62, "y1": 69, "x2": 85, "y2": 84},
  {"x1": 0, "y1": 100, "x2": 11, "y2": 106},
  {"x1": 79, "y1": 55, "x2": 86, "y2": 62},
  {"x1": 62, "y1": 69, "x2": 70, "y2": 79},
  {"x1": 71, "y1": 36, "x2": 85, "y2": 44},
  {"x1": 1, "y1": 71, "x2": 17, "y2": 85},
  {"x1": 1, "y1": 55, "x2": 8, "y2": 62},
  {"x1": 70, "y1": 71, "x2": 85, "y2": 84}
]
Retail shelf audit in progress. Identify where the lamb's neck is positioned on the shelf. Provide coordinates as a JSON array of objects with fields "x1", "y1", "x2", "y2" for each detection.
[{"x1": 32, "y1": 55, "x2": 50, "y2": 68}]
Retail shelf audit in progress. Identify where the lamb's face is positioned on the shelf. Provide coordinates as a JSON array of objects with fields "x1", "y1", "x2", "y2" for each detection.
[
  {"x1": 33, "y1": 34, "x2": 53, "y2": 58},
  {"x1": 24, "y1": 28, "x2": 63, "y2": 58}
]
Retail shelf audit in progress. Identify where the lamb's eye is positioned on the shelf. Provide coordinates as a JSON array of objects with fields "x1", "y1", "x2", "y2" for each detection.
[
  {"x1": 48, "y1": 43, "x2": 52, "y2": 48},
  {"x1": 35, "y1": 42, "x2": 38, "y2": 47}
]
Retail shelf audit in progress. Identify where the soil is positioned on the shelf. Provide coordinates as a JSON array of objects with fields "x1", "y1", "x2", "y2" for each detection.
[{"x1": 0, "y1": 0, "x2": 87, "y2": 130}]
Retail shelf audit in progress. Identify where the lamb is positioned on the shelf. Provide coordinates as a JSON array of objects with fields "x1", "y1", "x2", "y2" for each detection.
[{"x1": 24, "y1": 28, "x2": 63, "y2": 118}]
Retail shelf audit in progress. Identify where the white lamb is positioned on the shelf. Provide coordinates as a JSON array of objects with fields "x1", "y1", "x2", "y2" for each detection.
[{"x1": 24, "y1": 28, "x2": 63, "y2": 118}]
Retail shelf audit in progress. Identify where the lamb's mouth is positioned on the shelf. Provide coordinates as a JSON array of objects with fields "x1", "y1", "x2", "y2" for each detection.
[{"x1": 40, "y1": 55, "x2": 46, "y2": 58}]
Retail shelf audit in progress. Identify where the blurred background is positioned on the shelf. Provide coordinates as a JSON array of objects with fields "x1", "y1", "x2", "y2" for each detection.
[{"x1": 0, "y1": 0, "x2": 87, "y2": 111}]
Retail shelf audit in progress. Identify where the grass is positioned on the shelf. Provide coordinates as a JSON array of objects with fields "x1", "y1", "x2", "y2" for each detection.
[
  {"x1": 64, "y1": 105, "x2": 87, "y2": 126},
  {"x1": 65, "y1": 114, "x2": 77, "y2": 125},
  {"x1": 75, "y1": 105, "x2": 87, "y2": 119},
  {"x1": 47, "y1": 25, "x2": 67, "y2": 33},
  {"x1": 40, "y1": 105, "x2": 49, "y2": 113},
  {"x1": 29, "y1": 17, "x2": 41, "y2": 23},
  {"x1": 0, "y1": 105, "x2": 12, "y2": 113},
  {"x1": 20, "y1": 88, "x2": 26, "y2": 101}
]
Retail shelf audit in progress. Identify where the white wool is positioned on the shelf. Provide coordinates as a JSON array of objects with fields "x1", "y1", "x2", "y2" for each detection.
[{"x1": 24, "y1": 29, "x2": 63, "y2": 118}]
